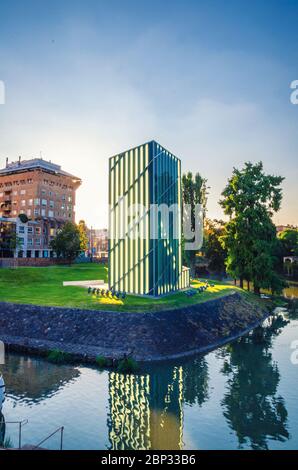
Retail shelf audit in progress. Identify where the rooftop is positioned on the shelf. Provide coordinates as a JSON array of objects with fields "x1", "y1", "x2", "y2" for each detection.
[
  {"x1": 109, "y1": 140, "x2": 181, "y2": 162},
  {"x1": 0, "y1": 157, "x2": 81, "y2": 182}
]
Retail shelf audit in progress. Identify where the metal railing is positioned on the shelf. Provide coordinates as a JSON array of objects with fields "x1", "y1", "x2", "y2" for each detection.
[
  {"x1": 32, "y1": 426, "x2": 64, "y2": 450},
  {"x1": 0, "y1": 419, "x2": 28, "y2": 449}
]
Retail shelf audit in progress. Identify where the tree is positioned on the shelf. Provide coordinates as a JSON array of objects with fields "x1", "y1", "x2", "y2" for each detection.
[
  {"x1": 78, "y1": 220, "x2": 89, "y2": 253},
  {"x1": 220, "y1": 162, "x2": 285, "y2": 294},
  {"x1": 182, "y1": 172, "x2": 208, "y2": 276},
  {"x1": 204, "y1": 219, "x2": 227, "y2": 277},
  {"x1": 18, "y1": 213, "x2": 28, "y2": 224},
  {"x1": 50, "y1": 222, "x2": 81, "y2": 265},
  {"x1": 0, "y1": 222, "x2": 22, "y2": 257},
  {"x1": 278, "y1": 229, "x2": 298, "y2": 256}
]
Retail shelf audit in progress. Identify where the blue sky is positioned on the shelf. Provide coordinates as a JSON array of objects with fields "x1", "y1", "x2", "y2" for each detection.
[{"x1": 0, "y1": 0, "x2": 297, "y2": 226}]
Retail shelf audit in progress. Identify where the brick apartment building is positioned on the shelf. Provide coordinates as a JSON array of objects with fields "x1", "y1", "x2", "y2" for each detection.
[{"x1": 0, "y1": 157, "x2": 81, "y2": 258}]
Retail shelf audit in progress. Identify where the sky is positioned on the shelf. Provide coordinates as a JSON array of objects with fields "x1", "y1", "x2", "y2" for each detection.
[{"x1": 0, "y1": 0, "x2": 297, "y2": 228}]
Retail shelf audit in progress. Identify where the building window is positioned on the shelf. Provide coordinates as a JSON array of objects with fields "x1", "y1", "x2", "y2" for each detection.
[
  {"x1": 12, "y1": 210, "x2": 17, "y2": 216},
  {"x1": 28, "y1": 238, "x2": 33, "y2": 246},
  {"x1": 26, "y1": 250, "x2": 32, "y2": 258},
  {"x1": 21, "y1": 200, "x2": 26, "y2": 207},
  {"x1": 20, "y1": 189, "x2": 26, "y2": 195},
  {"x1": 41, "y1": 209, "x2": 46, "y2": 217},
  {"x1": 18, "y1": 226, "x2": 25, "y2": 234},
  {"x1": 27, "y1": 209, "x2": 31, "y2": 217},
  {"x1": 49, "y1": 200, "x2": 54, "y2": 208},
  {"x1": 34, "y1": 198, "x2": 40, "y2": 206},
  {"x1": 18, "y1": 250, "x2": 23, "y2": 258},
  {"x1": 18, "y1": 237, "x2": 24, "y2": 245},
  {"x1": 28, "y1": 199, "x2": 33, "y2": 206},
  {"x1": 13, "y1": 191, "x2": 18, "y2": 196},
  {"x1": 35, "y1": 238, "x2": 41, "y2": 246},
  {"x1": 41, "y1": 199, "x2": 47, "y2": 206},
  {"x1": 35, "y1": 227, "x2": 41, "y2": 235},
  {"x1": 35, "y1": 250, "x2": 39, "y2": 258},
  {"x1": 41, "y1": 189, "x2": 46, "y2": 195},
  {"x1": 28, "y1": 226, "x2": 33, "y2": 234},
  {"x1": 48, "y1": 210, "x2": 54, "y2": 217},
  {"x1": 43, "y1": 250, "x2": 48, "y2": 258},
  {"x1": 34, "y1": 209, "x2": 40, "y2": 216}
]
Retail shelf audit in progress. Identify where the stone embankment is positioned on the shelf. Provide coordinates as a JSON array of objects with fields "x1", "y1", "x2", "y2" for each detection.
[{"x1": 0, "y1": 293, "x2": 268, "y2": 362}]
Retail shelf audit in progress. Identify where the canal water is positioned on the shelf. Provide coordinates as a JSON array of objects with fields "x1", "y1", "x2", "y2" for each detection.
[{"x1": 0, "y1": 309, "x2": 297, "y2": 450}]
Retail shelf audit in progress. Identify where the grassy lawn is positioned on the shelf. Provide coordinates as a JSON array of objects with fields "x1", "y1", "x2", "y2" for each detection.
[{"x1": 0, "y1": 263, "x2": 250, "y2": 312}]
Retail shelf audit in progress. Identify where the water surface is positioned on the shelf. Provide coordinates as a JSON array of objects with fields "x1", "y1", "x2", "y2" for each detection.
[{"x1": 0, "y1": 310, "x2": 297, "y2": 450}]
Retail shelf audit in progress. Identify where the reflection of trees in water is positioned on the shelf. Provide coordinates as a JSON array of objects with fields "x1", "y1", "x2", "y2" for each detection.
[
  {"x1": 220, "y1": 317, "x2": 290, "y2": 449},
  {"x1": 0, "y1": 354, "x2": 80, "y2": 404},
  {"x1": 107, "y1": 357, "x2": 209, "y2": 450},
  {"x1": 183, "y1": 357, "x2": 209, "y2": 406}
]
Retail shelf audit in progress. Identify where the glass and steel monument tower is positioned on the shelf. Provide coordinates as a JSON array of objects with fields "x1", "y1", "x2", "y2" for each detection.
[{"x1": 108, "y1": 140, "x2": 189, "y2": 296}]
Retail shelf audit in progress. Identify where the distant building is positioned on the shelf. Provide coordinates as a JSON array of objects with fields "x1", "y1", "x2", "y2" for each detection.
[
  {"x1": 108, "y1": 140, "x2": 189, "y2": 296},
  {"x1": 88, "y1": 228, "x2": 108, "y2": 259},
  {"x1": 276, "y1": 224, "x2": 297, "y2": 233},
  {"x1": 0, "y1": 157, "x2": 81, "y2": 258}
]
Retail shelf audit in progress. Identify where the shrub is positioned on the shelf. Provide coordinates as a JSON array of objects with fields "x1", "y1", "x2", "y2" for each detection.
[
  {"x1": 2, "y1": 437, "x2": 13, "y2": 449},
  {"x1": 117, "y1": 357, "x2": 139, "y2": 374},
  {"x1": 47, "y1": 349, "x2": 72, "y2": 364},
  {"x1": 96, "y1": 355, "x2": 108, "y2": 368}
]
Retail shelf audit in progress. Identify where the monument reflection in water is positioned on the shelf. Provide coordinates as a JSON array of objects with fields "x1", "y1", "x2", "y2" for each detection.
[{"x1": 107, "y1": 358, "x2": 209, "y2": 450}]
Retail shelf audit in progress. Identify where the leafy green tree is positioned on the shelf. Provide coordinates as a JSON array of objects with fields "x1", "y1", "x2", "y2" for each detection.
[
  {"x1": 278, "y1": 229, "x2": 298, "y2": 256},
  {"x1": 182, "y1": 172, "x2": 208, "y2": 276},
  {"x1": 78, "y1": 219, "x2": 89, "y2": 253},
  {"x1": 220, "y1": 162, "x2": 285, "y2": 294},
  {"x1": 204, "y1": 219, "x2": 227, "y2": 277},
  {"x1": 50, "y1": 222, "x2": 81, "y2": 265},
  {"x1": 0, "y1": 222, "x2": 22, "y2": 257}
]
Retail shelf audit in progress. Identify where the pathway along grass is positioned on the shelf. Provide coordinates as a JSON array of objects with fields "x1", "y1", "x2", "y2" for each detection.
[{"x1": 0, "y1": 263, "x2": 256, "y2": 312}]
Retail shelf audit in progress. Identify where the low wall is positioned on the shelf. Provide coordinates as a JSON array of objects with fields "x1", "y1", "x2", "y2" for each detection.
[
  {"x1": 0, "y1": 258, "x2": 70, "y2": 267},
  {"x1": 0, "y1": 294, "x2": 268, "y2": 362}
]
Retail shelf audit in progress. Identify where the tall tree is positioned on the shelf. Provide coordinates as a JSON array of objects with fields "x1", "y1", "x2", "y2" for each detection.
[
  {"x1": 182, "y1": 172, "x2": 208, "y2": 276},
  {"x1": 50, "y1": 222, "x2": 81, "y2": 265},
  {"x1": 78, "y1": 219, "x2": 89, "y2": 253},
  {"x1": 220, "y1": 162, "x2": 285, "y2": 294}
]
